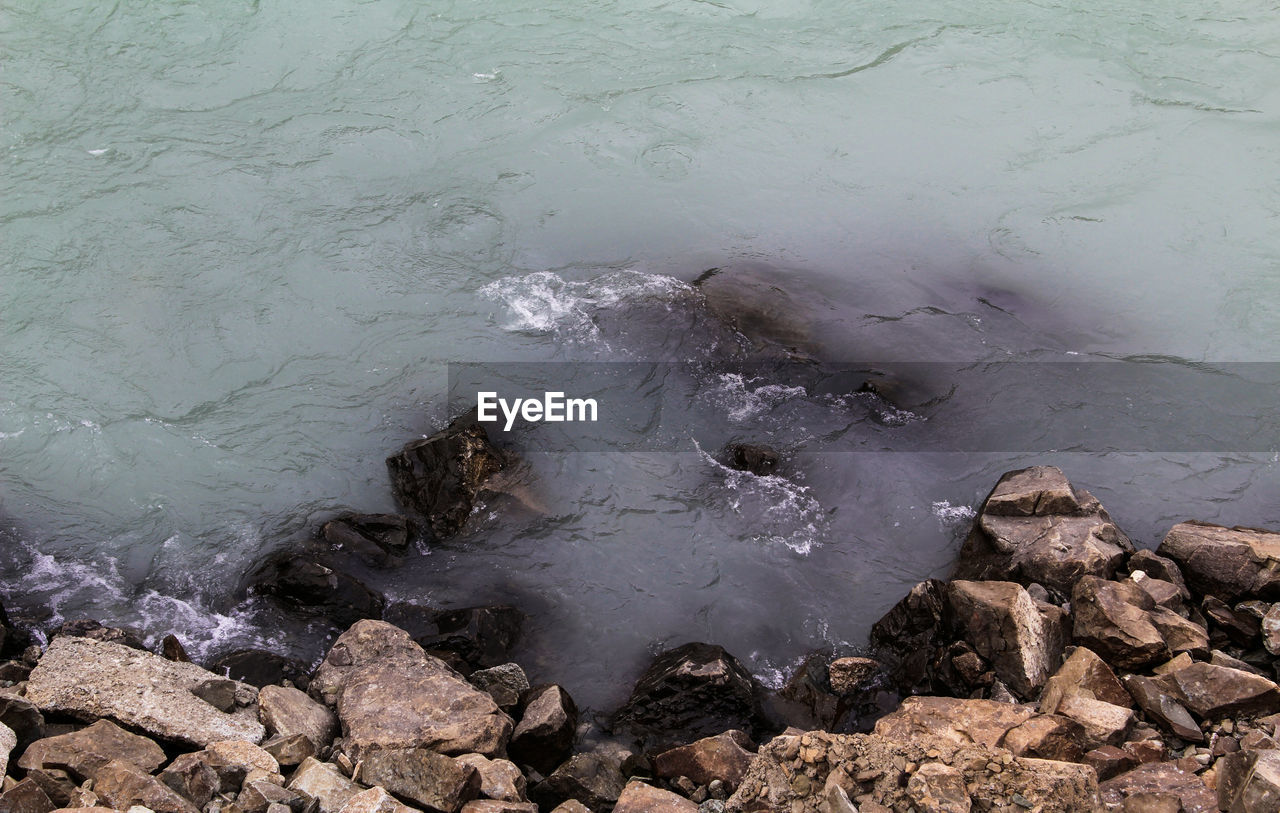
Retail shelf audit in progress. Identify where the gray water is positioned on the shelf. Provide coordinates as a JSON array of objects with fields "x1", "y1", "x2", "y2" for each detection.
[{"x1": 3, "y1": 0, "x2": 1280, "y2": 710}]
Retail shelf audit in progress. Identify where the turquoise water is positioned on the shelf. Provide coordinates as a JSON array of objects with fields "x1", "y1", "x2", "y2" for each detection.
[{"x1": 3, "y1": 0, "x2": 1280, "y2": 708}]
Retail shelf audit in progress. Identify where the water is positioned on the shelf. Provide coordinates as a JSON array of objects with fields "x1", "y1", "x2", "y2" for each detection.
[{"x1": 3, "y1": 0, "x2": 1280, "y2": 710}]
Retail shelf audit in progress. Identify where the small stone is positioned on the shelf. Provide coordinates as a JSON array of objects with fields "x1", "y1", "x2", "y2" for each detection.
[{"x1": 468, "y1": 665, "x2": 530, "y2": 712}]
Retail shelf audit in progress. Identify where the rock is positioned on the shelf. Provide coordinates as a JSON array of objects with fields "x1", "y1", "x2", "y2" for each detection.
[
  {"x1": 18, "y1": 720, "x2": 167, "y2": 781},
  {"x1": 157, "y1": 753, "x2": 221, "y2": 807},
  {"x1": 1040, "y1": 646, "x2": 1132, "y2": 712},
  {"x1": 386, "y1": 414, "x2": 506, "y2": 538},
  {"x1": 205, "y1": 740, "x2": 280, "y2": 775},
  {"x1": 724, "y1": 445, "x2": 779, "y2": 477},
  {"x1": 1098, "y1": 762, "x2": 1216, "y2": 813},
  {"x1": 259, "y1": 685, "x2": 338, "y2": 752},
  {"x1": 529, "y1": 754, "x2": 626, "y2": 812},
  {"x1": 0, "y1": 693, "x2": 45, "y2": 751},
  {"x1": 612, "y1": 643, "x2": 767, "y2": 753},
  {"x1": 160, "y1": 635, "x2": 191, "y2": 663},
  {"x1": 455, "y1": 754, "x2": 527, "y2": 802},
  {"x1": 286, "y1": 758, "x2": 367, "y2": 813},
  {"x1": 405, "y1": 606, "x2": 525, "y2": 671},
  {"x1": 654, "y1": 732, "x2": 756, "y2": 792},
  {"x1": 872, "y1": 696, "x2": 1036, "y2": 750},
  {"x1": 906, "y1": 762, "x2": 969, "y2": 813},
  {"x1": 310, "y1": 620, "x2": 512, "y2": 757},
  {"x1": 208, "y1": 650, "x2": 313, "y2": 691},
  {"x1": 22, "y1": 769, "x2": 74, "y2": 808},
  {"x1": 868, "y1": 579, "x2": 949, "y2": 696},
  {"x1": 354, "y1": 747, "x2": 481, "y2": 813},
  {"x1": 998, "y1": 715, "x2": 1088, "y2": 762},
  {"x1": 1210, "y1": 649, "x2": 1268, "y2": 676},
  {"x1": 1217, "y1": 748, "x2": 1280, "y2": 812},
  {"x1": 468, "y1": 664, "x2": 530, "y2": 712},
  {"x1": 1156, "y1": 662, "x2": 1280, "y2": 719},
  {"x1": 952, "y1": 466, "x2": 1134, "y2": 597},
  {"x1": 53, "y1": 620, "x2": 147, "y2": 651},
  {"x1": 1202, "y1": 596, "x2": 1261, "y2": 647},
  {"x1": 1071, "y1": 576, "x2": 1170, "y2": 670},
  {"x1": 1128, "y1": 550, "x2": 1192, "y2": 598},
  {"x1": 460, "y1": 802, "x2": 538, "y2": 813},
  {"x1": 826, "y1": 658, "x2": 880, "y2": 696},
  {"x1": 1122, "y1": 676, "x2": 1204, "y2": 743},
  {"x1": 1084, "y1": 746, "x2": 1138, "y2": 781},
  {"x1": 549, "y1": 801, "x2": 592, "y2": 813},
  {"x1": 1158, "y1": 521, "x2": 1280, "y2": 602},
  {"x1": 337, "y1": 787, "x2": 416, "y2": 813},
  {"x1": 192, "y1": 678, "x2": 238, "y2": 713},
  {"x1": 947, "y1": 580, "x2": 1068, "y2": 699},
  {"x1": 0, "y1": 779, "x2": 54, "y2": 813},
  {"x1": 614, "y1": 781, "x2": 698, "y2": 813},
  {"x1": 0, "y1": 722, "x2": 13, "y2": 777},
  {"x1": 1130, "y1": 572, "x2": 1184, "y2": 610},
  {"x1": 1048, "y1": 694, "x2": 1134, "y2": 748},
  {"x1": 322, "y1": 514, "x2": 417, "y2": 565},
  {"x1": 1147, "y1": 606, "x2": 1210, "y2": 658},
  {"x1": 94, "y1": 760, "x2": 201, "y2": 813},
  {"x1": 724, "y1": 730, "x2": 1098, "y2": 813},
  {"x1": 263, "y1": 733, "x2": 316, "y2": 767},
  {"x1": 773, "y1": 653, "x2": 848, "y2": 732},
  {"x1": 1263, "y1": 604, "x2": 1280, "y2": 655},
  {"x1": 248, "y1": 554, "x2": 385, "y2": 629},
  {"x1": 237, "y1": 778, "x2": 304, "y2": 813},
  {"x1": 509, "y1": 685, "x2": 577, "y2": 775},
  {"x1": 24, "y1": 636, "x2": 263, "y2": 747}
]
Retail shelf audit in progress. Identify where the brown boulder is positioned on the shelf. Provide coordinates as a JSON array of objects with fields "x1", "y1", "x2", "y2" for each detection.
[
  {"x1": 1156, "y1": 662, "x2": 1280, "y2": 719},
  {"x1": 1049, "y1": 694, "x2": 1134, "y2": 749},
  {"x1": 354, "y1": 747, "x2": 481, "y2": 813},
  {"x1": 1157, "y1": 521, "x2": 1280, "y2": 602},
  {"x1": 946, "y1": 580, "x2": 1067, "y2": 699},
  {"x1": 259, "y1": 685, "x2": 338, "y2": 752},
  {"x1": 1039, "y1": 646, "x2": 1132, "y2": 711},
  {"x1": 93, "y1": 760, "x2": 201, "y2": 813},
  {"x1": 18, "y1": 720, "x2": 166, "y2": 782},
  {"x1": 454, "y1": 754, "x2": 527, "y2": 803},
  {"x1": 528, "y1": 754, "x2": 625, "y2": 812},
  {"x1": 460, "y1": 803, "x2": 539, "y2": 813},
  {"x1": 1098, "y1": 762, "x2": 1216, "y2": 813},
  {"x1": 872, "y1": 696, "x2": 1036, "y2": 750},
  {"x1": 509, "y1": 685, "x2": 577, "y2": 775},
  {"x1": 999, "y1": 715, "x2": 1088, "y2": 762},
  {"x1": 1217, "y1": 748, "x2": 1280, "y2": 812},
  {"x1": 653, "y1": 731, "x2": 756, "y2": 791},
  {"x1": 0, "y1": 780, "x2": 55, "y2": 813},
  {"x1": 337, "y1": 787, "x2": 417, "y2": 813},
  {"x1": 613, "y1": 782, "x2": 698, "y2": 813},
  {"x1": 1122, "y1": 675, "x2": 1203, "y2": 743},
  {"x1": 286, "y1": 758, "x2": 367, "y2": 813},
  {"x1": 826, "y1": 658, "x2": 880, "y2": 695},
  {"x1": 1072, "y1": 576, "x2": 1170, "y2": 670}
]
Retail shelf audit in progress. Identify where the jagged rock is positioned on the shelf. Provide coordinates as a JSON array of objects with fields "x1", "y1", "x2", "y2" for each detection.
[
  {"x1": 205, "y1": 740, "x2": 280, "y2": 775},
  {"x1": 354, "y1": 747, "x2": 480, "y2": 813},
  {"x1": 18, "y1": 720, "x2": 166, "y2": 781},
  {"x1": 455, "y1": 754, "x2": 527, "y2": 802},
  {"x1": 0, "y1": 721, "x2": 13, "y2": 777},
  {"x1": 0, "y1": 692, "x2": 45, "y2": 751},
  {"x1": 1071, "y1": 576, "x2": 1171, "y2": 670},
  {"x1": 952, "y1": 466, "x2": 1134, "y2": 597},
  {"x1": 460, "y1": 802, "x2": 539, "y2": 813},
  {"x1": 1084, "y1": 746, "x2": 1138, "y2": 781},
  {"x1": 773, "y1": 653, "x2": 848, "y2": 732},
  {"x1": 1130, "y1": 572, "x2": 1184, "y2": 610},
  {"x1": 1217, "y1": 748, "x2": 1280, "y2": 812},
  {"x1": 259, "y1": 685, "x2": 338, "y2": 752},
  {"x1": 286, "y1": 758, "x2": 367, "y2": 813},
  {"x1": 654, "y1": 731, "x2": 756, "y2": 792},
  {"x1": 826, "y1": 658, "x2": 880, "y2": 696},
  {"x1": 529, "y1": 754, "x2": 626, "y2": 812},
  {"x1": 612, "y1": 643, "x2": 767, "y2": 753},
  {"x1": 868, "y1": 579, "x2": 949, "y2": 695},
  {"x1": 386, "y1": 414, "x2": 506, "y2": 538},
  {"x1": 310, "y1": 620, "x2": 512, "y2": 757},
  {"x1": 906, "y1": 762, "x2": 969, "y2": 813},
  {"x1": 1047, "y1": 694, "x2": 1134, "y2": 749},
  {"x1": 724, "y1": 445, "x2": 779, "y2": 477},
  {"x1": 0, "y1": 779, "x2": 54, "y2": 813},
  {"x1": 322, "y1": 514, "x2": 417, "y2": 566},
  {"x1": 248, "y1": 554, "x2": 385, "y2": 629},
  {"x1": 338, "y1": 787, "x2": 417, "y2": 813},
  {"x1": 724, "y1": 730, "x2": 1098, "y2": 813},
  {"x1": 208, "y1": 650, "x2": 313, "y2": 690},
  {"x1": 237, "y1": 778, "x2": 304, "y2": 813},
  {"x1": 993, "y1": 714, "x2": 1087, "y2": 762},
  {"x1": 1040, "y1": 646, "x2": 1132, "y2": 712},
  {"x1": 157, "y1": 752, "x2": 221, "y2": 808},
  {"x1": 1202, "y1": 596, "x2": 1261, "y2": 647},
  {"x1": 1147, "y1": 606, "x2": 1210, "y2": 658},
  {"x1": 509, "y1": 685, "x2": 577, "y2": 775},
  {"x1": 1128, "y1": 550, "x2": 1192, "y2": 599},
  {"x1": 469, "y1": 664, "x2": 530, "y2": 712},
  {"x1": 872, "y1": 696, "x2": 1036, "y2": 750},
  {"x1": 263, "y1": 733, "x2": 316, "y2": 767},
  {"x1": 22, "y1": 768, "x2": 74, "y2": 808},
  {"x1": 1157, "y1": 521, "x2": 1280, "y2": 602},
  {"x1": 614, "y1": 781, "x2": 698, "y2": 813},
  {"x1": 548, "y1": 803, "x2": 591, "y2": 813},
  {"x1": 947, "y1": 580, "x2": 1068, "y2": 699},
  {"x1": 1210, "y1": 649, "x2": 1267, "y2": 676},
  {"x1": 1263, "y1": 604, "x2": 1280, "y2": 655},
  {"x1": 1098, "y1": 762, "x2": 1216, "y2": 812},
  {"x1": 192, "y1": 678, "x2": 237, "y2": 712},
  {"x1": 53, "y1": 620, "x2": 147, "y2": 651},
  {"x1": 24, "y1": 636, "x2": 263, "y2": 746},
  {"x1": 1155, "y1": 662, "x2": 1280, "y2": 719},
  {"x1": 160, "y1": 634, "x2": 191, "y2": 662},
  {"x1": 1122, "y1": 676, "x2": 1204, "y2": 743},
  {"x1": 94, "y1": 760, "x2": 201, "y2": 813}
]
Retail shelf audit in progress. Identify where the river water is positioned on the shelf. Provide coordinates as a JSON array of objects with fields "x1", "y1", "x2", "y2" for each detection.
[{"x1": 3, "y1": 0, "x2": 1280, "y2": 710}]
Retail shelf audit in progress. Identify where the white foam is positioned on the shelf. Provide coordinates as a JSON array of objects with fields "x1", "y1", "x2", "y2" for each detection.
[
  {"x1": 931, "y1": 500, "x2": 976, "y2": 526},
  {"x1": 696, "y1": 441, "x2": 826, "y2": 555},
  {"x1": 702, "y1": 373, "x2": 807, "y2": 422}
]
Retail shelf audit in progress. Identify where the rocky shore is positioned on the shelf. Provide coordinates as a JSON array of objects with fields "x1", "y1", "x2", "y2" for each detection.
[{"x1": 4, "y1": 418, "x2": 1280, "y2": 812}]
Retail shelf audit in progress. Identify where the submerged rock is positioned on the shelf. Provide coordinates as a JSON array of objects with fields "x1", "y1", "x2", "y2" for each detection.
[
  {"x1": 321, "y1": 513, "x2": 418, "y2": 565},
  {"x1": 724, "y1": 444, "x2": 779, "y2": 477},
  {"x1": 208, "y1": 649, "x2": 313, "y2": 690},
  {"x1": 411, "y1": 605, "x2": 525, "y2": 671},
  {"x1": 386, "y1": 413, "x2": 507, "y2": 539},
  {"x1": 1157, "y1": 520, "x2": 1280, "y2": 602},
  {"x1": 247, "y1": 553, "x2": 385, "y2": 629},
  {"x1": 952, "y1": 466, "x2": 1134, "y2": 598},
  {"x1": 24, "y1": 635, "x2": 264, "y2": 747}
]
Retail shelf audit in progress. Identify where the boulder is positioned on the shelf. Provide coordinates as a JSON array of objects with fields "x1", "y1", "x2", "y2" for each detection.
[
  {"x1": 386, "y1": 414, "x2": 506, "y2": 538},
  {"x1": 286, "y1": 758, "x2": 367, "y2": 813},
  {"x1": 310, "y1": 620, "x2": 512, "y2": 757},
  {"x1": 93, "y1": 760, "x2": 201, "y2": 813},
  {"x1": 905, "y1": 762, "x2": 970, "y2": 813},
  {"x1": 1147, "y1": 606, "x2": 1210, "y2": 658},
  {"x1": 653, "y1": 731, "x2": 756, "y2": 792},
  {"x1": 613, "y1": 781, "x2": 698, "y2": 813},
  {"x1": 724, "y1": 445, "x2": 779, "y2": 477},
  {"x1": 868, "y1": 579, "x2": 950, "y2": 696},
  {"x1": 454, "y1": 754, "x2": 527, "y2": 802},
  {"x1": 208, "y1": 649, "x2": 313, "y2": 690},
  {"x1": 529, "y1": 754, "x2": 626, "y2": 812},
  {"x1": 1128, "y1": 550, "x2": 1191, "y2": 600},
  {"x1": 322, "y1": 514, "x2": 418, "y2": 565},
  {"x1": 612, "y1": 643, "x2": 767, "y2": 753},
  {"x1": 1202, "y1": 596, "x2": 1261, "y2": 647},
  {"x1": 338, "y1": 787, "x2": 417, "y2": 813},
  {"x1": 1098, "y1": 762, "x2": 1216, "y2": 813},
  {"x1": 872, "y1": 696, "x2": 1036, "y2": 750},
  {"x1": 947, "y1": 580, "x2": 1068, "y2": 699},
  {"x1": 468, "y1": 664, "x2": 530, "y2": 712},
  {"x1": 160, "y1": 634, "x2": 191, "y2": 662},
  {"x1": 0, "y1": 692, "x2": 46, "y2": 751},
  {"x1": 262, "y1": 733, "x2": 316, "y2": 767},
  {"x1": 773, "y1": 653, "x2": 848, "y2": 732},
  {"x1": 509, "y1": 685, "x2": 577, "y2": 775},
  {"x1": 24, "y1": 636, "x2": 264, "y2": 747},
  {"x1": 1217, "y1": 748, "x2": 1280, "y2": 812},
  {"x1": 0, "y1": 779, "x2": 54, "y2": 813},
  {"x1": 1263, "y1": 604, "x2": 1280, "y2": 655},
  {"x1": 158, "y1": 740, "x2": 279, "y2": 803},
  {"x1": 1130, "y1": 572, "x2": 1184, "y2": 610},
  {"x1": 1157, "y1": 521, "x2": 1280, "y2": 602},
  {"x1": 990, "y1": 714, "x2": 1087, "y2": 762},
  {"x1": 53, "y1": 620, "x2": 147, "y2": 651},
  {"x1": 724, "y1": 730, "x2": 1098, "y2": 813},
  {"x1": 460, "y1": 804, "x2": 538, "y2": 813},
  {"x1": 826, "y1": 658, "x2": 880, "y2": 696},
  {"x1": 1083, "y1": 746, "x2": 1138, "y2": 782},
  {"x1": 952, "y1": 466, "x2": 1134, "y2": 597},
  {"x1": 1155, "y1": 662, "x2": 1280, "y2": 719},
  {"x1": 259, "y1": 685, "x2": 338, "y2": 752},
  {"x1": 0, "y1": 721, "x2": 13, "y2": 778},
  {"x1": 22, "y1": 768, "x2": 76, "y2": 809},
  {"x1": 237, "y1": 777, "x2": 304, "y2": 813},
  {"x1": 1039, "y1": 646, "x2": 1132, "y2": 712},
  {"x1": 1122, "y1": 676, "x2": 1203, "y2": 743},
  {"x1": 1071, "y1": 576, "x2": 1170, "y2": 670},
  {"x1": 18, "y1": 720, "x2": 166, "y2": 782},
  {"x1": 248, "y1": 554, "x2": 385, "y2": 629},
  {"x1": 1047, "y1": 694, "x2": 1134, "y2": 749},
  {"x1": 354, "y1": 747, "x2": 481, "y2": 813}
]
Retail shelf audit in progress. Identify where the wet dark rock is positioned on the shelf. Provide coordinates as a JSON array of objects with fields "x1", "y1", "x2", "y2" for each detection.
[
  {"x1": 386, "y1": 413, "x2": 507, "y2": 539},
  {"x1": 0, "y1": 779, "x2": 55, "y2": 813},
  {"x1": 53, "y1": 619, "x2": 148, "y2": 651},
  {"x1": 0, "y1": 601, "x2": 35, "y2": 661},
  {"x1": 411, "y1": 605, "x2": 525, "y2": 670},
  {"x1": 868, "y1": 579, "x2": 951, "y2": 696},
  {"x1": 509, "y1": 684, "x2": 578, "y2": 776},
  {"x1": 248, "y1": 553, "x2": 385, "y2": 629},
  {"x1": 529, "y1": 754, "x2": 626, "y2": 813},
  {"x1": 322, "y1": 513, "x2": 419, "y2": 566},
  {"x1": 208, "y1": 649, "x2": 313, "y2": 690},
  {"x1": 161, "y1": 634, "x2": 192, "y2": 662},
  {"x1": 612, "y1": 643, "x2": 768, "y2": 753},
  {"x1": 469, "y1": 663, "x2": 531, "y2": 712},
  {"x1": 952, "y1": 466, "x2": 1134, "y2": 598},
  {"x1": 0, "y1": 692, "x2": 45, "y2": 752},
  {"x1": 18, "y1": 719, "x2": 167, "y2": 781},
  {"x1": 771, "y1": 653, "x2": 850, "y2": 732},
  {"x1": 653, "y1": 731, "x2": 755, "y2": 792},
  {"x1": 724, "y1": 444, "x2": 779, "y2": 477},
  {"x1": 1157, "y1": 520, "x2": 1280, "y2": 602},
  {"x1": 355, "y1": 747, "x2": 482, "y2": 813}
]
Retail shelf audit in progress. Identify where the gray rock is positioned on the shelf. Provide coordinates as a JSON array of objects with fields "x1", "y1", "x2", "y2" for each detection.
[
  {"x1": 259, "y1": 685, "x2": 338, "y2": 752},
  {"x1": 24, "y1": 636, "x2": 264, "y2": 747},
  {"x1": 0, "y1": 721, "x2": 13, "y2": 777},
  {"x1": 286, "y1": 758, "x2": 367, "y2": 813},
  {"x1": 529, "y1": 754, "x2": 626, "y2": 812},
  {"x1": 509, "y1": 685, "x2": 577, "y2": 775},
  {"x1": 354, "y1": 747, "x2": 480, "y2": 813},
  {"x1": 468, "y1": 664, "x2": 530, "y2": 712}
]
